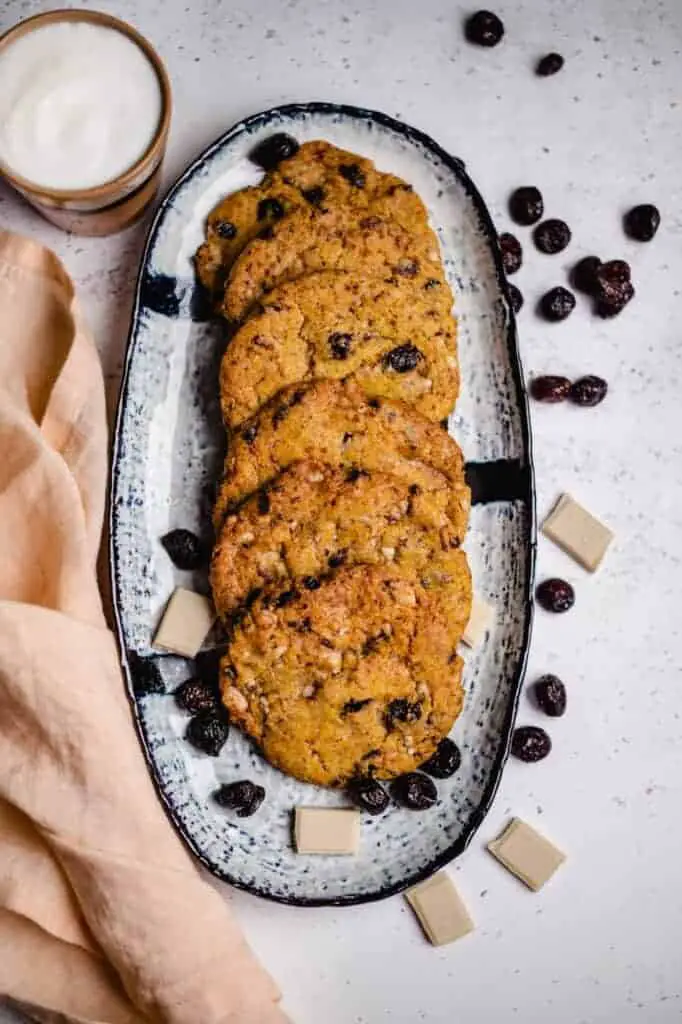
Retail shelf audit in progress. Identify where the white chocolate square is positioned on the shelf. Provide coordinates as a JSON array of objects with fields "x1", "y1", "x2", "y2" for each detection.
[
  {"x1": 294, "y1": 807, "x2": 360, "y2": 855},
  {"x1": 461, "y1": 594, "x2": 494, "y2": 648},
  {"x1": 542, "y1": 493, "x2": 614, "y2": 572},
  {"x1": 406, "y1": 871, "x2": 474, "y2": 946},
  {"x1": 488, "y1": 818, "x2": 565, "y2": 891},
  {"x1": 153, "y1": 588, "x2": 215, "y2": 658}
]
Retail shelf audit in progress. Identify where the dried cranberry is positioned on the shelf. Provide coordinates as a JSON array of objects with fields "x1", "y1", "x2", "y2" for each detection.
[
  {"x1": 302, "y1": 186, "x2": 325, "y2": 205},
  {"x1": 395, "y1": 258, "x2": 419, "y2": 277},
  {"x1": 161, "y1": 529, "x2": 206, "y2": 570},
  {"x1": 508, "y1": 283, "x2": 524, "y2": 313},
  {"x1": 175, "y1": 678, "x2": 217, "y2": 714},
  {"x1": 420, "y1": 738, "x2": 461, "y2": 779},
  {"x1": 383, "y1": 343, "x2": 422, "y2": 373},
  {"x1": 596, "y1": 281, "x2": 635, "y2": 318},
  {"x1": 533, "y1": 218, "x2": 572, "y2": 254},
  {"x1": 385, "y1": 698, "x2": 422, "y2": 728},
  {"x1": 424, "y1": 278, "x2": 441, "y2": 290},
  {"x1": 250, "y1": 133, "x2": 299, "y2": 170},
  {"x1": 303, "y1": 576, "x2": 320, "y2": 590},
  {"x1": 328, "y1": 332, "x2": 353, "y2": 359},
  {"x1": 569, "y1": 375, "x2": 608, "y2": 406},
  {"x1": 214, "y1": 780, "x2": 265, "y2": 817},
  {"x1": 274, "y1": 589, "x2": 298, "y2": 608},
  {"x1": 624, "y1": 203, "x2": 660, "y2": 242},
  {"x1": 530, "y1": 375, "x2": 572, "y2": 402},
  {"x1": 257, "y1": 197, "x2": 285, "y2": 221},
  {"x1": 339, "y1": 163, "x2": 366, "y2": 188},
  {"x1": 347, "y1": 777, "x2": 390, "y2": 815},
  {"x1": 214, "y1": 220, "x2": 237, "y2": 239},
  {"x1": 186, "y1": 711, "x2": 229, "y2": 756},
  {"x1": 129, "y1": 652, "x2": 165, "y2": 696},
  {"x1": 536, "y1": 577, "x2": 575, "y2": 613},
  {"x1": 536, "y1": 52, "x2": 564, "y2": 76},
  {"x1": 328, "y1": 550, "x2": 347, "y2": 568},
  {"x1": 533, "y1": 674, "x2": 567, "y2": 717},
  {"x1": 391, "y1": 772, "x2": 438, "y2": 810},
  {"x1": 509, "y1": 186, "x2": 544, "y2": 226},
  {"x1": 511, "y1": 726, "x2": 552, "y2": 762},
  {"x1": 540, "y1": 286, "x2": 576, "y2": 322},
  {"x1": 241, "y1": 423, "x2": 258, "y2": 444},
  {"x1": 464, "y1": 9, "x2": 505, "y2": 47},
  {"x1": 499, "y1": 232, "x2": 522, "y2": 275},
  {"x1": 571, "y1": 255, "x2": 602, "y2": 294}
]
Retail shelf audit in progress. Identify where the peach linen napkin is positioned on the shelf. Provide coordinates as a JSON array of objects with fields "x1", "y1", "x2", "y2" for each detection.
[{"x1": 0, "y1": 230, "x2": 290, "y2": 1024}]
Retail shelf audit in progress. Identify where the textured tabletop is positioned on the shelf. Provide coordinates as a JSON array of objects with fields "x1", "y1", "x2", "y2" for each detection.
[{"x1": 1, "y1": 1, "x2": 681, "y2": 1022}]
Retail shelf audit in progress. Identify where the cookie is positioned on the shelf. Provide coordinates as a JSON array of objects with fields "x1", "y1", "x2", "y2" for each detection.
[
  {"x1": 195, "y1": 140, "x2": 409, "y2": 300},
  {"x1": 212, "y1": 380, "x2": 470, "y2": 541},
  {"x1": 220, "y1": 187, "x2": 447, "y2": 321},
  {"x1": 219, "y1": 270, "x2": 459, "y2": 426},
  {"x1": 220, "y1": 564, "x2": 465, "y2": 786},
  {"x1": 211, "y1": 460, "x2": 472, "y2": 644}
]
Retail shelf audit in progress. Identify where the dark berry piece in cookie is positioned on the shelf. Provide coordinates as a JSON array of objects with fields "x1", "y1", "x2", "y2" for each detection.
[
  {"x1": 390, "y1": 772, "x2": 438, "y2": 810},
  {"x1": 533, "y1": 218, "x2": 572, "y2": 254},
  {"x1": 385, "y1": 698, "x2": 422, "y2": 727},
  {"x1": 509, "y1": 186, "x2": 544, "y2": 225},
  {"x1": 536, "y1": 52, "x2": 564, "y2": 76},
  {"x1": 383, "y1": 343, "x2": 423, "y2": 373},
  {"x1": 420, "y1": 737, "x2": 462, "y2": 779},
  {"x1": 175, "y1": 677, "x2": 217, "y2": 714},
  {"x1": 186, "y1": 711, "x2": 230, "y2": 756},
  {"x1": 571, "y1": 255, "x2": 602, "y2": 294},
  {"x1": 511, "y1": 726, "x2": 552, "y2": 762},
  {"x1": 302, "y1": 576, "x2": 321, "y2": 590},
  {"x1": 533, "y1": 674, "x2": 567, "y2": 717},
  {"x1": 274, "y1": 588, "x2": 298, "y2": 608},
  {"x1": 569, "y1": 375, "x2": 608, "y2": 406},
  {"x1": 530, "y1": 375, "x2": 572, "y2": 402},
  {"x1": 214, "y1": 780, "x2": 265, "y2": 817},
  {"x1": 194, "y1": 647, "x2": 222, "y2": 689},
  {"x1": 343, "y1": 698, "x2": 374, "y2": 715},
  {"x1": 328, "y1": 332, "x2": 353, "y2": 359},
  {"x1": 499, "y1": 232, "x2": 522, "y2": 275},
  {"x1": 536, "y1": 577, "x2": 575, "y2": 613},
  {"x1": 302, "y1": 186, "x2": 325, "y2": 205},
  {"x1": 624, "y1": 203, "x2": 660, "y2": 242},
  {"x1": 214, "y1": 220, "x2": 237, "y2": 239},
  {"x1": 257, "y1": 197, "x2": 285, "y2": 221},
  {"x1": 347, "y1": 777, "x2": 390, "y2": 815},
  {"x1": 339, "y1": 163, "x2": 366, "y2": 188},
  {"x1": 540, "y1": 286, "x2": 576, "y2": 321},
  {"x1": 394, "y1": 258, "x2": 419, "y2": 277},
  {"x1": 160, "y1": 529, "x2": 206, "y2": 570},
  {"x1": 464, "y1": 9, "x2": 505, "y2": 46},
  {"x1": 249, "y1": 133, "x2": 299, "y2": 171},
  {"x1": 129, "y1": 652, "x2": 165, "y2": 696},
  {"x1": 241, "y1": 423, "x2": 258, "y2": 443},
  {"x1": 508, "y1": 283, "x2": 524, "y2": 313}
]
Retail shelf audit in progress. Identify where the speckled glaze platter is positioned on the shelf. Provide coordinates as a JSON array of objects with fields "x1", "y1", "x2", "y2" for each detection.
[{"x1": 110, "y1": 102, "x2": 536, "y2": 906}]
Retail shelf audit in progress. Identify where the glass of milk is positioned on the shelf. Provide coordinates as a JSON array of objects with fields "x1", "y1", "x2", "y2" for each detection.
[{"x1": 0, "y1": 10, "x2": 172, "y2": 235}]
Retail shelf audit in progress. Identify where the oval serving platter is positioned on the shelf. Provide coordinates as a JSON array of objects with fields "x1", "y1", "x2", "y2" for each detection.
[{"x1": 110, "y1": 102, "x2": 536, "y2": 906}]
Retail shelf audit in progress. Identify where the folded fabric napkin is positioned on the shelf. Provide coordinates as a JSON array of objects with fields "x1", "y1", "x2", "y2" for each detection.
[{"x1": 0, "y1": 231, "x2": 290, "y2": 1024}]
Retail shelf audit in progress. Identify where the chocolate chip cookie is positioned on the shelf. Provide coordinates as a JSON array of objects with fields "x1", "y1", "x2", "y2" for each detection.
[
  {"x1": 212, "y1": 380, "x2": 470, "y2": 540},
  {"x1": 195, "y1": 139, "x2": 411, "y2": 301},
  {"x1": 220, "y1": 270, "x2": 459, "y2": 426},
  {"x1": 211, "y1": 460, "x2": 472, "y2": 643},
  {"x1": 220, "y1": 185, "x2": 446, "y2": 321},
  {"x1": 220, "y1": 564, "x2": 465, "y2": 786}
]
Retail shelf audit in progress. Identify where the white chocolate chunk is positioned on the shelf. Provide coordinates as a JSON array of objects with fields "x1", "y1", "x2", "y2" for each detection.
[
  {"x1": 153, "y1": 588, "x2": 214, "y2": 658},
  {"x1": 488, "y1": 817, "x2": 565, "y2": 891},
  {"x1": 542, "y1": 493, "x2": 614, "y2": 572},
  {"x1": 461, "y1": 594, "x2": 494, "y2": 648},
  {"x1": 405, "y1": 871, "x2": 475, "y2": 946},
  {"x1": 294, "y1": 807, "x2": 360, "y2": 855}
]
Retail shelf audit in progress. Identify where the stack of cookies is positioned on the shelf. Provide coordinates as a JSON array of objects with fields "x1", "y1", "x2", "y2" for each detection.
[{"x1": 196, "y1": 136, "x2": 471, "y2": 791}]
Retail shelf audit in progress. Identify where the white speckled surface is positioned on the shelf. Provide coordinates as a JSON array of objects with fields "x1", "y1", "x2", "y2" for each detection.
[{"x1": 1, "y1": 1, "x2": 682, "y2": 1021}]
